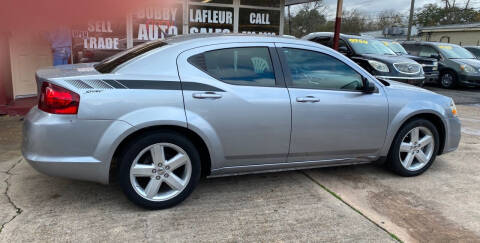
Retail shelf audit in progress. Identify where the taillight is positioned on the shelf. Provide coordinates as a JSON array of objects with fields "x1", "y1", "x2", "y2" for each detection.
[{"x1": 38, "y1": 82, "x2": 80, "y2": 114}]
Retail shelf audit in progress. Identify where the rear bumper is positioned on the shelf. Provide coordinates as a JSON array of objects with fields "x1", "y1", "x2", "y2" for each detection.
[
  {"x1": 22, "y1": 107, "x2": 133, "y2": 184},
  {"x1": 442, "y1": 117, "x2": 461, "y2": 154}
]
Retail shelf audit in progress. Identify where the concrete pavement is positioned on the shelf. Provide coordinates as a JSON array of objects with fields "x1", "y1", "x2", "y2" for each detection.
[
  {"x1": 0, "y1": 117, "x2": 393, "y2": 242},
  {"x1": 305, "y1": 105, "x2": 480, "y2": 242},
  {"x1": 0, "y1": 105, "x2": 479, "y2": 242}
]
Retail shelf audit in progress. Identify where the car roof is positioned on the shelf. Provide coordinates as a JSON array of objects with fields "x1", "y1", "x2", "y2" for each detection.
[
  {"x1": 401, "y1": 41, "x2": 462, "y2": 47},
  {"x1": 162, "y1": 33, "x2": 316, "y2": 47},
  {"x1": 376, "y1": 39, "x2": 402, "y2": 42},
  {"x1": 303, "y1": 32, "x2": 374, "y2": 40}
]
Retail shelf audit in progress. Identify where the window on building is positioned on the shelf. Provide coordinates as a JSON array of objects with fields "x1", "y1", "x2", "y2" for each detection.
[{"x1": 241, "y1": 0, "x2": 280, "y2": 7}]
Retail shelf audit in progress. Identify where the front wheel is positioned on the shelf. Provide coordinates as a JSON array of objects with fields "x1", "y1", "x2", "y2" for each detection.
[
  {"x1": 439, "y1": 71, "x2": 457, "y2": 89},
  {"x1": 118, "y1": 131, "x2": 201, "y2": 209},
  {"x1": 387, "y1": 119, "x2": 440, "y2": 177}
]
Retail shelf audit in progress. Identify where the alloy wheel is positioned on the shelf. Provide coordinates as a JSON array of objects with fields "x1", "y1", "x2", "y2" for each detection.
[
  {"x1": 441, "y1": 73, "x2": 454, "y2": 87},
  {"x1": 129, "y1": 143, "x2": 192, "y2": 201},
  {"x1": 399, "y1": 126, "x2": 435, "y2": 171}
]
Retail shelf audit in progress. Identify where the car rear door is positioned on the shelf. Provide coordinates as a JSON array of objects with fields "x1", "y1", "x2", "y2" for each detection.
[
  {"x1": 177, "y1": 43, "x2": 291, "y2": 169},
  {"x1": 275, "y1": 43, "x2": 388, "y2": 162}
]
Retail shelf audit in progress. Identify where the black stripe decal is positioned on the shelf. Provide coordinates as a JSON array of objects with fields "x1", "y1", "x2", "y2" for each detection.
[
  {"x1": 92, "y1": 80, "x2": 224, "y2": 92},
  {"x1": 117, "y1": 80, "x2": 181, "y2": 90},
  {"x1": 103, "y1": 79, "x2": 126, "y2": 89},
  {"x1": 181, "y1": 82, "x2": 224, "y2": 92}
]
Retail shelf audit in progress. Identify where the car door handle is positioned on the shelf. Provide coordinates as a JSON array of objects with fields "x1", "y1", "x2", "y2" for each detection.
[
  {"x1": 192, "y1": 92, "x2": 222, "y2": 99},
  {"x1": 296, "y1": 96, "x2": 320, "y2": 103}
]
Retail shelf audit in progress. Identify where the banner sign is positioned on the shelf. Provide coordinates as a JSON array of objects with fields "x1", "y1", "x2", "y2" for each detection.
[
  {"x1": 188, "y1": 5, "x2": 234, "y2": 34},
  {"x1": 239, "y1": 8, "x2": 280, "y2": 35},
  {"x1": 72, "y1": 20, "x2": 126, "y2": 63},
  {"x1": 133, "y1": 5, "x2": 183, "y2": 45}
]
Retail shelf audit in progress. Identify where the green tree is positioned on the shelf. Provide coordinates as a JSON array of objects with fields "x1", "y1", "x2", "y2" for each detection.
[
  {"x1": 285, "y1": 1, "x2": 327, "y2": 37},
  {"x1": 415, "y1": 2, "x2": 480, "y2": 26}
]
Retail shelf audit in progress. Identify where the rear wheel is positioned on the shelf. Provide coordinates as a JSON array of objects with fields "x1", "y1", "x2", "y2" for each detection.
[
  {"x1": 119, "y1": 131, "x2": 201, "y2": 209},
  {"x1": 440, "y1": 70, "x2": 457, "y2": 89},
  {"x1": 387, "y1": 119, "x2": 439, "y2": 177}
]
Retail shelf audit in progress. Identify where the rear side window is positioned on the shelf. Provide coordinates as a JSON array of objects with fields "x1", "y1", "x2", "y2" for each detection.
[
  {"x1": 281, "y1": 48, "x2": 364, "y2": 91},
  {"x1": 188, "y1": 47, "x2": 276, "y2": 87},
  {"x1": 468, "y1": 48, "x2": 480, "y2": 57},
  {"x1": 312, "y1": 37, "x2": 331, "y2": 47}
]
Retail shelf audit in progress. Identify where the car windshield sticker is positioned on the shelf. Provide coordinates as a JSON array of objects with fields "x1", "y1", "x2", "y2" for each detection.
[
  {"x1": 349, "y1": 38, "x2": 368, "y2": 44},
  {"x1": 438, "y1": 45, "x2": 453, "y2": 50}
]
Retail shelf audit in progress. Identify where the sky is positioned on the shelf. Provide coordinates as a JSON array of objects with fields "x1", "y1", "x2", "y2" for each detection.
[{"x1": 292, "y1": 0, "x2": 480, "y2": 19}]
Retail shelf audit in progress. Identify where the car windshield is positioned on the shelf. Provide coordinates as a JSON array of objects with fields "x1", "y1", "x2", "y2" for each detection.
[
  {"x1": 382, "y1": 41, "x2": 408, "y2": 55},
  {"x1": 94, "y1": 41, "x2": 168, "y2": 73},
  {"x1": 436, "y1": 44, "x2": 475, "y2": 59},
  {"x1": 348, "y1": 38, "x2": 396, "y2": 55}
]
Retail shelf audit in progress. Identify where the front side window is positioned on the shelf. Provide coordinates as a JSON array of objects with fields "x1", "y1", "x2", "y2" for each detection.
[
  {"x1": 467, "y1": 48, "x2": 480, "y2": 57},
  {"x1": 419, "y1": 46, "x2": 439, "y2": 58},
  {"x1": 402, "y1": 44, "x2": 421, "y2": 56},
  {"x1": 281, "y1": 48, "x2": 364, "y2": 91},
  {"x1": 189, "y1": 47, "x2": 276, "y2": 87}
]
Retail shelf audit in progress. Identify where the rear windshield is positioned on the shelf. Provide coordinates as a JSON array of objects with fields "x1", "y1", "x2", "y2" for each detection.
[{"x1": 94, "y1": 41, "x2": 168, "y2": 73}]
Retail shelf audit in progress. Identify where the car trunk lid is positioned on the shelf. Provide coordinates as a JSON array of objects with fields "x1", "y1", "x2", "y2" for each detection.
[{"x1": 35, "y1": 63, "x2": 100, "y2": 95}]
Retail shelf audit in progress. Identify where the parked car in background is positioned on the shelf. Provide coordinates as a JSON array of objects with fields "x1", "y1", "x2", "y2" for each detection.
[
  {"x1": 303, "y1": 33, "x2": 425, "y2": 86},
  {"x1": 380, "y1": 39, "x2": 439, "y2": 86},
  {"x1": 23, "y1": 34, "x2": 460, "y2": 209},
  {"x1": 464, "y1": 46, "x2": 480, "y2": 59},
  {"x1": 403, "y1": 41, "x2": 480, "y2": 88}
]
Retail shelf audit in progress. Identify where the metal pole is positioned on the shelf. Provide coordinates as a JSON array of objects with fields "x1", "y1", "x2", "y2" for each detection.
[
  {"x1": 407, "y1": 0, "x2": 415, "y2": 41},
  {"x1": 288, "y1": 5, "x2": 292, "y2": 35},
  {"x1": 333, "y1": 0, "x2": 343, "y2": 50}
]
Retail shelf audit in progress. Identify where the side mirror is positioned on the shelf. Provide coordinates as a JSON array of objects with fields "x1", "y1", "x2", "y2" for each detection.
[
  {"x1": 338, "y1": 46, "x2": 350, "y2": 55},
  {"x1": 430, "y1": 54, "x2": 441, "y2": 60},
  {"x1": 362, "y1": 77, "x2": 376, "y2": 93}
]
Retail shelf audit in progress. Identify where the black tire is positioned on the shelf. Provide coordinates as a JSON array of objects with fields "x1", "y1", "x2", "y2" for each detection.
[
  {"x1": 387, "y1": 119, "x2": 440, "y2": 177},
  {"x1": 439, "y1": 70, "x2": 458, "y2": 89},
  {"x1": 417, "y1": 79, "x2": 425, "y2": 87},
  {"x1": 118, "y1": 130, "x2": 201, "y2": 209}
]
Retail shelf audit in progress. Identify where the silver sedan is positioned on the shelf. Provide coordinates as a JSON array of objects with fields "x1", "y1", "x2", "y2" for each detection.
[{"x1": 22, "y1": 34, "x2": 461, "y2": 209}]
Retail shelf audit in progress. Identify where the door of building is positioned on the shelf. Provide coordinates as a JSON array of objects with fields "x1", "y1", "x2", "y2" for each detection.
[{"x1": 9, "y1": 31, "x2": 53, "y2": 98}]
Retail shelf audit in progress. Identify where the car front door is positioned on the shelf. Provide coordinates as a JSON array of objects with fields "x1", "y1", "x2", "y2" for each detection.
[
  {"x1": 177, "y1": 43, "x2": 291, "y2": 169},
  {"x1": 275, "y1": 43, "x2": 389, "y2": 162}
]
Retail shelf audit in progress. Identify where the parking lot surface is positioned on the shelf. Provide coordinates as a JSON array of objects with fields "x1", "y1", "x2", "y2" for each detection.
[
  {"x1": 425, "y1": 85, "x2": 480, "y2": 105},
  {"x1": 1, "y1": 101, "x2": 479, "y2": 242}
]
